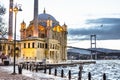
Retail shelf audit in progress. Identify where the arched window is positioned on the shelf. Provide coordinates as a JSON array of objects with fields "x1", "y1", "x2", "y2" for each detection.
[
  {"x1": 28, "y1": 35, "x2": 31, "y2": 37},
  {"x1": 38, "y1": 43, "x2": 39, "y2": 48},
  {"x1": 45, "y1": 43, "x2": 48, "y2": 49},
  {"x1": 32, "y1": 42, "x2": 34, "y2": 48},
  {"x1": 24, "y1": 43, "x2": 26, "y2": 48},
  {"x1": 28, "y1": 43, "x2": 30, "y2": 48}
]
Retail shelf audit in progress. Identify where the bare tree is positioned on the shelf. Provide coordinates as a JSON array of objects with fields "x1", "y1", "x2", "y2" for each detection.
[{"x1": 0, "y1": 3, "x2": 7, "y2": 38}]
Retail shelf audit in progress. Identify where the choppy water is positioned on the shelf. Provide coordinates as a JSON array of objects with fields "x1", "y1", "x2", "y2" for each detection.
[
  {"x1": 81, "y1": 60, "x2": 120, "y2": 80},
  {"x1": 55, "y1": 60, "x2": 120, "y2": 80}
]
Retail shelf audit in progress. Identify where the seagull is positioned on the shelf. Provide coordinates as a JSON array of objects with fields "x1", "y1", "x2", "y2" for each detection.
[{"x1": 101, "y1": 24, "x2": 103, "y2": 27}]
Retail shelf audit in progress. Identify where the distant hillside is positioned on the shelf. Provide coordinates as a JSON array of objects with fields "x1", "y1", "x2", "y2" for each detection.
[
  {"x1": 67, "y1": 48, "x2": 120, "y2": 60},
  {"x1": 67, "y1": 48, "x2": 120, "y2": 54},
  {"x1": 67, "y1": 48, "x2": 91, "y2": 54},
  {"x1": 89, "y1": 48, "x2": 120, "y2": 53}
]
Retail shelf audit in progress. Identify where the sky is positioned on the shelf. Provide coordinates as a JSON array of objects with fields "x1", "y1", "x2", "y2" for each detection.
[{"x1": 1, "y1": 0, "x2": 120, "y2": 50}]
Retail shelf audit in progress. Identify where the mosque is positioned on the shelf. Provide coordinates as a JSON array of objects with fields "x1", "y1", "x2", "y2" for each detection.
[{"x1": 0, "y1": 0, "x2": 67, "y2": 63}]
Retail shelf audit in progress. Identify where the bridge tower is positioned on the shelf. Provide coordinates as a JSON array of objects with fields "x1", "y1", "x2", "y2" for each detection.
[{"x1": 90, "y1": 34, "x2": 97, "y2": 59}]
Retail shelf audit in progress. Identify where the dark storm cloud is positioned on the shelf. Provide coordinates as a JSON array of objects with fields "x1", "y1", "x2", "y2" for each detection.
[
  {"x1": 68, "y1": 18, "x2": 120, "y2": 40},
  {"x1": 86, "y1": 18, "x2": 120, "y2": 24}
]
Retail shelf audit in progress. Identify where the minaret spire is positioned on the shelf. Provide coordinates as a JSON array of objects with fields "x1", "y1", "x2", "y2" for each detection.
[
  {"x1": 8, "y1": 0, "x2": 13, "y2": 40},
  {"x1": 43, "y1": 8, "x2": 46, "y2": 14},
  {"x1": 33, "y1": 0, "x2": 38, "y2": 37},
  {"x1": 34, "y1": 0, "x2": 38, "y2": 20}
]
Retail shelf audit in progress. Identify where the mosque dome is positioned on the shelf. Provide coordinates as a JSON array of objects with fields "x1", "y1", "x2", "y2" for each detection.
[
  {"x1": 38, "y1": 9, "x2": 56, "y2": 21},
  {"x1": 37, "y1": 9, "x2": 59, "y2": 27},
  {"x1": 38, "y1": 13, "x2": 56, "y2": 21}
]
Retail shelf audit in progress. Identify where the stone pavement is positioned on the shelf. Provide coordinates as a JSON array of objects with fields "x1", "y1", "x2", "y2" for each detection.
[{"x1": 0, "y1": 67, "x2": 35, "y2": 80}]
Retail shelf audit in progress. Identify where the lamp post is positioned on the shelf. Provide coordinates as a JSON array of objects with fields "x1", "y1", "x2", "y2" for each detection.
[{"x1": 10, "y1": 4, "x2": 22, "y2": 75}]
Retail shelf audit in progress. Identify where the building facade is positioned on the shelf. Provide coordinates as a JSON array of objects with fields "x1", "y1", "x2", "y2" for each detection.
[{"x1": 20, "y1": 9, "x2": 67, "y2": 63}]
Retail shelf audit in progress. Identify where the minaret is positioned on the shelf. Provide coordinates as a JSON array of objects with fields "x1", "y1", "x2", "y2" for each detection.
[
  {"x1": 20, "y1": 21, "x2": 26, "y2": 40},
  {"x1": 33, "y1": 0, "x2": 38, "y2": 37},
  {"x1": 8, "y1": 0, "x2": 13, "y2": 40}
]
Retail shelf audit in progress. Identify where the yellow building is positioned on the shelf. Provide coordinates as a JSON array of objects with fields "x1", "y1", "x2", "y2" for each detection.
[{"x1": 20, "y1": 9, "x2": 67, "y2": 63}]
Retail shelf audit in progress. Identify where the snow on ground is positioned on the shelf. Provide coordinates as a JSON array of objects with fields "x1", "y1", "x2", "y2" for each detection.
[{"x1": 0, "y1": 60, "x2": 120, "y2": 80}]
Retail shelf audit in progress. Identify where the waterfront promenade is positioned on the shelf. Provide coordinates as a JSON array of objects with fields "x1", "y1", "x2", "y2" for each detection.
[{"x1": 0, "y1": 67, "x2": 35, "y2": 80}]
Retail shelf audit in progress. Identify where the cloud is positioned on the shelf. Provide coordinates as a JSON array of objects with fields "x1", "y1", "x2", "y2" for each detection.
[
  {"x1": 68, "y1": 18, "x2": 120, "y2": 40},
  {"x1": 86, "y1": 18, "x2": 120, "y2": 24}
]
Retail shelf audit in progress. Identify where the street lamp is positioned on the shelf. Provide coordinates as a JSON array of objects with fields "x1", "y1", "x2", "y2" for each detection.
[
  {"x1": 10, "y1": 4, "x2": 22, "y2": 75},
  {"x1": 15, "y1": 47, "x2": 19, "y2": 58}
]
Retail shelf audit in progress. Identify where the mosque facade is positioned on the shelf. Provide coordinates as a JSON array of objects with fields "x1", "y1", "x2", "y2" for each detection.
[{"x1": 20, "y1": 9, "x2": 67, "y2": 63}]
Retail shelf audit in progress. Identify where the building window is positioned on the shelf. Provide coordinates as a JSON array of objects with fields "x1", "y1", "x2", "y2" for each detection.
[
  {"x1": 28, "y1": 43, "x2": 30, "y2": 48},
  {"x1": 8, "y1": 45, "x2": 10, "y2": 50},
  {"x1": 42, "y1": 43, "x2": 44, "y2": 48},
  {"x1": 38, "y1": 43, "x2": 39, "y2": 48},
  {"x1": 0, "y1": 45, "x2": 2, "y2": 51},
  {"x1": 45, "y1": 43, "x2": 48, "y2": 49},
  {"x1": 53, "y1": 44, "x2": 55, "y2": 49},
  {"x1": 40, "y1": 43, "x2": 44, "y2": 48},
  {"x1": 40, "y1": 43, "x2": 41, "y2": 48},
  {"x1": 24, "y1": 43, "x2": 26, "y2": 48},
  {"x1": 32, "y1": 42, "x2": 35, "y2": 48},
  {"x1": 50, "y1": 43, "x2": 52, "y2": 49},
  {"x1": 41, "y1": 34, "x2": 45, "y2": 38},
  {"x1": 28, "y1": 34, "x2": 31, "y2": 37},
  {"x1": 41, "y1": 43, "x2": 43, "y2": 48},
  {"x1": 3, "y1": 45, "x2": 5, "y2": 50}
]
